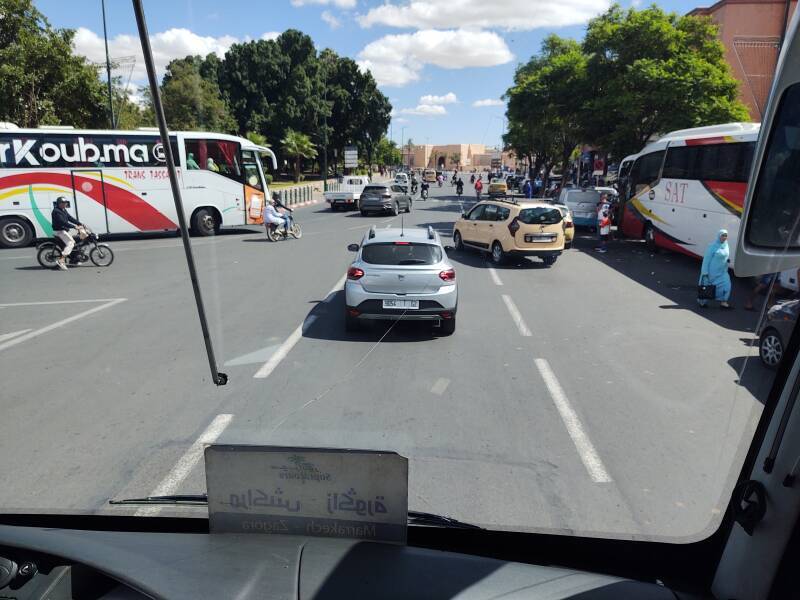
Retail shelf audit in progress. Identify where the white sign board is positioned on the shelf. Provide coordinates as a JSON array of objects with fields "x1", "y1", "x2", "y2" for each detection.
[
  {"x1": 344, "y1": 146, "x2": 358, "y2": 168},
  {"x1": 205, "y1": 445, "x2": 408, "y2": 543}
]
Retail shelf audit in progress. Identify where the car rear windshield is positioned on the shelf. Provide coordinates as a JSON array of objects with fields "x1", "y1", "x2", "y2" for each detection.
[
  {"x1": 518, "y1": 207, "x2": 563, "y2": 225},
  {"x1": 363, "y1": 185, "x2": 389, "y2": 194},
  {"x1": 566, "y1": 191, "x2": 602, "y2": 204},
  {"x1": 362, "y1": 242, "x2": 442, "y2": 265}
]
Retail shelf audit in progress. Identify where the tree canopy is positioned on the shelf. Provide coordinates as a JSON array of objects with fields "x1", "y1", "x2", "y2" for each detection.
[{"x1": 504, "y1": 4, "x2": 751, "y2": 169}]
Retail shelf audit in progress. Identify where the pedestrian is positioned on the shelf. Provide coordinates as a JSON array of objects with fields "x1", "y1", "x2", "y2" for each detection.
[
  {"x1": 595, "y1": 209, "x2": 611, "y2": 253},
  {"x1": 474, "y1": 177, "x2": 483, "y2": 200},
  {"x1": 522, "y1": 179, "x2": 532, "y2": 199},
  {"x1": 698, "y1": 229, "x2": 733, "y2": 309}
]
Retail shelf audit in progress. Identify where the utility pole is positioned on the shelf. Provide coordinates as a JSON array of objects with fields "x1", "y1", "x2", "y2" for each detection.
[
  {"x1": 101, "y1": 0, "x2": 115, "y2": 128},
  {"x1": 401, "y1": 126, "x2": 406, "y2": 169}
]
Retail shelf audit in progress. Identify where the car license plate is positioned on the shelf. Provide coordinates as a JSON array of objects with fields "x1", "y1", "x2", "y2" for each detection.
[
  {"x1": 383, "y1": 299, "x2": 419, "y2": 309},
  {"x1": 525, "y1": 234, "x2": 555, "y2": 243}
]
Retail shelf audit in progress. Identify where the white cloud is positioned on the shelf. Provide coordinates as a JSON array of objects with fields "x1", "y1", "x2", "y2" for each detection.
[
  {"x1": 261, "y1": 31, "x2": 281, "y2": 40},
  {"x1": 357, "y1": 29, "x2": 513, "y2": 87},
  {"x1": 291, "y1": 0, "x2": 356, "y2": 7},
  {"x1": 321, "y1": 10, "x2": 342, "y2": 29},
  {"x1": 393, "y1": 117, "x2": 410, "y2": 123},
  {"x1": 400, "y1": 104, "x2": 447, "y2": 116},
  {"x1": 73, "y1": 27, "x2": 241, "y2": 82},
  {"x1": 358, "y1": 0, "x2": 609, "y2": 30},
  {"x1": 420, "y1": 92, "x2": 457, "y2": 105},
  {"x1": 472, "y1": 98, "x2": 504, "y2": 107}
]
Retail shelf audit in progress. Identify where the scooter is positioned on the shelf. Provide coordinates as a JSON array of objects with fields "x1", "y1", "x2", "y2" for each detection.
[
  {"x1": 265, "y1": 219, "x2": 302, "y2": 242},
  {"x1": 37, "y1": 226, "x2": 114, "y2": 269},
  {"x1": 420, "y1": 184, "x2": 429, "y2": 200}
]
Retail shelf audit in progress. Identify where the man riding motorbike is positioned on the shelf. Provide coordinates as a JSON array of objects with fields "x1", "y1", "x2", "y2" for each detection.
[
  {"x1": 410, "y1": 173, "x2": 418, "y2": 194},
  {"x1": 51, "y1": 196, "x2": 83, "y2": 270},
  {"x1": 264, "y1": 192, "x2": 293, "y2": 237},
  {"x1": 456, "y1": 178, "x2": 464, "y2": 196},
  {"x1": 470, "y1": 174, "x2": 475, "y2": 184},
  {"x1": 420, "y1": 180, "x2": 430, "y2": 199}
]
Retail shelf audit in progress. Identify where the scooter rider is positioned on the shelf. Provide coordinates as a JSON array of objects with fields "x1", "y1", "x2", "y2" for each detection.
[
  {"x1": 51, "y1": 196, "x2": 83, "y2": 270},
  {"x1": 456, "y1": 178, "x2": 464, "y2": 196},
  {"x1": 420, "y1": 180, "x2": 430, "y2": 199},
  {"x1": 410, "y1": 172, "x2": 418, "y2": 194},
  {"x1": 265, "y1": 192, "x2": 293, "y2": 235}
]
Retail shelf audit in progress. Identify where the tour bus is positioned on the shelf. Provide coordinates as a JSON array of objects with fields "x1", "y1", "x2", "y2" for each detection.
[
  {"x1": 0, "y1": 124, "x2": 277, "y2": 248},
  {"x1": 619, "y1": 122, "x2": 759, "y2": 264},
  {"x1": 422, "y1": 168, "x2": 437, "y2": 183}
]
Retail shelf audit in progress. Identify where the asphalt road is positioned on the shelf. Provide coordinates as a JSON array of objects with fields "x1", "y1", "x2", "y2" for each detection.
[{"x1": 0, "y1": 177, "x2": 773, "y2": 541}]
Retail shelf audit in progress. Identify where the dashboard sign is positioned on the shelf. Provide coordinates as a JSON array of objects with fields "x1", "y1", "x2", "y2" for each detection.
[{"x1": 205, "y1": 445, "x2": 408, "y2": 543}]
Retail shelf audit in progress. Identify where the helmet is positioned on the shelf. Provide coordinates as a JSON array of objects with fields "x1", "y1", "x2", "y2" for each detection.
[
  {"x1": 56, "y1": 196, "x2": 68, "y2": 205},
  {"x1": 271, "y1": 192, "x2": 280, "y2": 202}
]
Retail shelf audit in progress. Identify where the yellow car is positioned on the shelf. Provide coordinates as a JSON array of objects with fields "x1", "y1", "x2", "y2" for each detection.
[
  {"x1": 552, "y1": 203, "x2": 575, "y2": 248},
  {"x1": 487, "y1": 177, "x2": 507, "y2": 198},
  {"x1": 453, "y1": 199, "x2": 565, "y2": 266}
]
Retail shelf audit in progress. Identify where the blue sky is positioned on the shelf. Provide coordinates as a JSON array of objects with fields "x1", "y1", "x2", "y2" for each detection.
[{"x1": 38, "y1": 0, "x2": 703, "y2": 146}]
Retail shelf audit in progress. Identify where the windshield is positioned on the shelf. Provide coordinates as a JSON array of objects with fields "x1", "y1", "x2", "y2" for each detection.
[{"x1": 0, "y1": 0, "x2": 793, "y2": 546}]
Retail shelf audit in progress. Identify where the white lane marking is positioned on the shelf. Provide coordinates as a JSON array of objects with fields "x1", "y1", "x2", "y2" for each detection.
[
  {"x1": 384, "y1": 224, "x2": 391, "y2": 229},
  {"x1": 0, "y1": 299, "x2": 122, "y2": 307},
  {"x1": 487, "y1": 266, "x2": 504, "y2": 286},
  {"x1": 134, "y1": 414, "x2": 233, "y2": 517},
  {"x1": 381, "y1": 217, "x2": 394, "y2": 223},
  {"x1": 501, "y1": 294, "x2": 531, "y2": 337},
  {"x1": 534, "y1": 358, "x2": 612, "y2": 483},
  {"x1": 430, "y1": 378, "x2": 450, "y2": 395},
  {"x1": 0, "y1": 298, "x2": 127, "y2": 352},
  {"x1": 0, "y1": 329, "x2": 32, "y2": 343},
  {"x1": 253, "y1": 273, "x2": 347, "y2": 379},
  {"x1": 0, "y1": 255, "x2": 27, "y2": 261}
]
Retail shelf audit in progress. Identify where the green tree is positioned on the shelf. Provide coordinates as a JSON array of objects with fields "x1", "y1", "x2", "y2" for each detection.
[
  {"x1": 450, "y1": 152, "x2": 461, "y2": 169},
  {"x1": 282, "y1": 129, "x2": 317, "y2": 182},
  {"x1": 245, "y1": 131, "x2": 269, "y2": 147},
  {"x1": 374, "y1": 136, "x2": 401, "y2": 166},
  {"x1": 581, "y1": 4, "x2": 750, "y2": 158},
  {"x1": 155, "y1": 57, "x2": 236, "y2": 132},
  {"x1": 0, "y1": 0, "x2": 107, "y2": 127}
]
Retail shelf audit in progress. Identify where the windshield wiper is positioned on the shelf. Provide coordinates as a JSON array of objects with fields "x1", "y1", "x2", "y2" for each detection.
[
  {"x1": 110, "y1": 496, "x2": 482, "y2": 528},
  {"x1": 109, "y1": 494, "x2": 208, "y2": 506},
  {"x1": 407, "y1": 511, "x2": 482, "y2": 530}
]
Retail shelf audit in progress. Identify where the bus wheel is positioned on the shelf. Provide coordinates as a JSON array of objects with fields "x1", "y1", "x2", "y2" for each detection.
[
  {"x1": 192, "y1": 208, "x2": 218, "y2": 236},
  {"x1": 0, "y1": 217, "x2": 33, "y2": 248},
  {"x1": 644, "y1": 223, "x2": 657, "y2": 252}
]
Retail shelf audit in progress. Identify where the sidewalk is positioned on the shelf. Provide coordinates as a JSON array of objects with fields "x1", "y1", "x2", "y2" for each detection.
[{"x1": 271, "y1": 175, "x2": 394, "y2": 208}]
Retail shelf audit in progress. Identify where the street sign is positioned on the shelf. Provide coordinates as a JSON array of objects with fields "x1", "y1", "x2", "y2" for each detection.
[{"x1": 344, "y1": 145, "x2": 358, "y2": 168}]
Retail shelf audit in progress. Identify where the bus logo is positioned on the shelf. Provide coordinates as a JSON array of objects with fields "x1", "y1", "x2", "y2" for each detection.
[{"x1": 152, "y1": 143, "x2": 166, "y2": 162}]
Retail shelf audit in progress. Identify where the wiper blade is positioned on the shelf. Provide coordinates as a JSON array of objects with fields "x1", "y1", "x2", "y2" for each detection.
[
  {"x1": 109, "y1": 494, "x2": 208, "y2": 506},
  {"x1": 109, "y1": 497, "x2": 481, "y2": 529},
  {"x1": 407, "y1": 511, "x2": 483, "y2": 530}
]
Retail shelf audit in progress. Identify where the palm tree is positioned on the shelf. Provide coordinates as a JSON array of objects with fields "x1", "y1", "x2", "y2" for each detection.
[
  {"x1": 282, "y1": 129, "x2": 317, "y2": 182},
  {"x1": 450, "y1": 152, "x2": 461, "y2": 170},
  {"x1": 245, "y1": 132, "x2": 270, "y2": 147},
  {"x1": 404, "y1": 138, "x2": 414, "y2": 167}
]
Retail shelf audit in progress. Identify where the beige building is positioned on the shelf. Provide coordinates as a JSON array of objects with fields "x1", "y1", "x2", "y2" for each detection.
[
  {"x1": 401, "y1": 143, "x2": 517, "y2": 170},
  {"x1": 689, "y1": 0, "x2": 796, "y2": 120}
]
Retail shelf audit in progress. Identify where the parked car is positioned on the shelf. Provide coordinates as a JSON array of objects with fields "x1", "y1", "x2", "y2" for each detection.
[
  {"x1": 344, "y1": 226, "x2": 457, "y2": 335},
  {"x1": 558, "y1": 186, "x2": 618, "y2": 228},
  {"x1": 488, "y1": 177, "x2": 508, "y2": 198},
  {"x1": 551, "y1": 203, "x2": 575, "y2": 248},
  {"x1": 453, "y1": 199, "x2": 565, "y2": 266},
  {"x1": 325, "y1": 175, "x2": 370, "y2": 211},
  {"x1": 360, "y1": 184, "x2": 412, "y2": 216},
  {"x1": 759, "y1": 299, "x2": 800, "y2": 369}
]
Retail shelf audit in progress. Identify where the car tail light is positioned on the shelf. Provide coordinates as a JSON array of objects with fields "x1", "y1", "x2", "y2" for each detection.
[
  {"x1": 440, "y1": 311, "x2": 453, "y2": 319},
  {"x1": 348, "y1": 308, "x2": 360, "y2": 317},
  {"x1": 564, "y1": 221, "x2": 574, "y2": 229},
  {"x1": 382, "y1": 193, "x2": 392, "y2": 199},
  {"x1": 508, "y1": 217, "x2": 520, "y2": 236},
  {"x1": 394, "y1": 241, "x2": 410, "y2": 245},
  {"x1": 347, "y1": 267, "x2": 364, "y2": 280},
  {"x1": 439, "y1": 269, "x2": 456, "y2": 282}
]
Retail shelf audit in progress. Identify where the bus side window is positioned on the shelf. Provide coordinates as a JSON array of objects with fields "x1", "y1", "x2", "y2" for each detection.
[
  {"x1": 631, "y1": 151, "x2": 665, "y2": 194},
  {"x1": 184, "y1": 139, "x2": 243, "y2": 183},
  {"x1": 663, "y1": 146, "x2": 701, "y2": 179},
  {"x1": 242, "y1": 150, "x2": 263, "y2": 191},
  {"x1": 747, "y1": 82, "x2": 800, "y2": 248}
]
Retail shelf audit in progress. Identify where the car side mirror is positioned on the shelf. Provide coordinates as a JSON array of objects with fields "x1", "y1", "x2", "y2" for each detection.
[{"x1": 347, "y1": 243, "x2": 359, "y2": 252}]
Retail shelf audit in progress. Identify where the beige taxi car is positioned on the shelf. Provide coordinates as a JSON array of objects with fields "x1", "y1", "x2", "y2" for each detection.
[{"x1": 453, "y1": 199, "x2": 565, "y2": 266}]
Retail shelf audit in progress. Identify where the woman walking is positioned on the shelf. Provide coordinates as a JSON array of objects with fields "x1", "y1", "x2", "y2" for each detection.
[{"x1": 698, "y1": 229, "x2": 733, "y2": 309}]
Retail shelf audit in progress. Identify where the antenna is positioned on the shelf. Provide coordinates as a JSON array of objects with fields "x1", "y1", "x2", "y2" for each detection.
[{"x1": 400, "y1": 214, "x2": 404, "y2": 237}]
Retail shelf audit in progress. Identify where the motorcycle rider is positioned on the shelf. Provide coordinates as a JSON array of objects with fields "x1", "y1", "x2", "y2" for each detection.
[
  {"x1": 456, "y1": 178, "x2": 464, "y2": 196},
  {"x1": 420, "y1": 180, "x2": 430, "y2": 199},
  {"x1": 410, "y1": 172, "x2": 418, "y2": 194},
  {"x1": 470, "y1": 173, "x2": 475, "y2": 184},
  {"x1": 51, "y1": 196, "x2": 83, "y2": 270},
  {"x1": 264, "y1": 192, "x2": 293, "y2": 237}
]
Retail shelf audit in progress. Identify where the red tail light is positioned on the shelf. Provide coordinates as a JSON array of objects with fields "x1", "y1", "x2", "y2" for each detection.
[
  {"x1": 347, "y1": 267, "x2": 364, "y2": 280},
  {"x1": 348, "y1": 308, "x2": 360, "y2": 316},
  {"x1": 439, "y1": 269, "x2": 456, "y2": 282},
  {"x1": 564, "y1": 221, "x2": 574, "y2": 229},
  {"x1": 440, "y1": 311, "x2": 453, "y2": 319},
  {"x1": 508, "y1": 217, "x2": 520, "y2": 236}
]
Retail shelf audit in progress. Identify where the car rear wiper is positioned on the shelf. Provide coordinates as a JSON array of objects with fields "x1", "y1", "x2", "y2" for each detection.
[
  {"x1": 109, "y1": 493, "x2": 208, "y2": 506},
  {"x1": 110, "y1": 496, "x2": 482, "y2": 528}
]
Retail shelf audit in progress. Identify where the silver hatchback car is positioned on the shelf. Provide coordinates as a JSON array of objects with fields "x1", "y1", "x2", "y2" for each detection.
[{"x1": 345, "y1": 226, "x2": 458, "y2": 334}]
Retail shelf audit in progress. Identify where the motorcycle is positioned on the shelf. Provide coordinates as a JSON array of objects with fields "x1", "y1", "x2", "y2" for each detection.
[
  {"x1": 456, "y1": 185, "x2": 463, "y2": 197},
  {"x1": 265, "y1": 219, "x2": 302, "y2": 242},
  {"x1": 420, "y1": 185, "x2": 429, "y2": 200},
  {"x1": 37, "y1": 226, "x2": 114, "y2": 269},
  {"x1": 411, "y1": 182, "x2": 418, "y2": 195}
]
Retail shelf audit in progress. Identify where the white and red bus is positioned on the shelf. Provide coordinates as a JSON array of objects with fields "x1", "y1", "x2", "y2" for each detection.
[
  {"x1": 0, "y1": 124, "x2": 277, "y2": 248},
  {"x1": 619, "y1": 122, "x2": 759, "y2": 264}
]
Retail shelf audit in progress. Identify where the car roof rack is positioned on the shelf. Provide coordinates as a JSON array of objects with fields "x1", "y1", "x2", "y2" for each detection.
[
  {"x1": 427, "y1": 226, "x2": 435, "y2": 240},
  {"x1": 368, "y1": 226, "x2": 376, "y2": 239}
]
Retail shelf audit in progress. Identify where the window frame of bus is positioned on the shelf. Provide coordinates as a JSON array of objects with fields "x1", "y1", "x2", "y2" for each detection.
[
  {"x1": 242, "y1": 149, "x2": 265, "y2": 191},
  {"x1": 746, "y1": 82, "x2": 800, "y2": 249},
  {"x1": 183, "y1": 139, "x2": 243, "y2": 184},
  {"x1": 630, "y1": 150, "x2": 665, "y2": 195}
]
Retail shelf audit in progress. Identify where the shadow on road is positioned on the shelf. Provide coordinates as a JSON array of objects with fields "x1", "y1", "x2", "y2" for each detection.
[
  {"x1": 301, "y1": 290, "x2": 444, "y2": 343},
  {"x1": 14, "y1": 265, "x2": 49, "y2": 271},
  {"x1": 445, "y1": 247, "x2": 551, "y2": 270},
  {"x1": 728, "y1": 356, "x2": 773, "y2": 404},
  {"x1": 575, "y1": 232, "x2": 760, "y2": 332}
]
